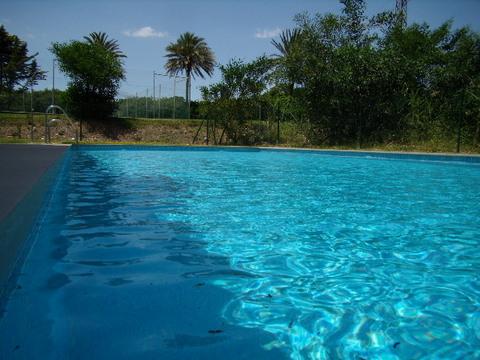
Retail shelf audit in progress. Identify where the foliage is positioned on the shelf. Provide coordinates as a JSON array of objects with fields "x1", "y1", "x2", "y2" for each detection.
[
  {"x1": 83, "y1": 32, "x2": 126, "y2": 58},
  {"x1": 200, "y1": 56, "x2": 273, "y2": 144},
  {"x1": 270, "y1": 29, "x2": 303, "y2": 96},
  {"x1": 200, "y1": 0, "x2": 480, "y2": 151},
  {"x1": 51, "y1": 36, "x2": 125, "y2": 120},
  {"x1": 0, "y1": 25, "x2": 46, "y2": 108}
]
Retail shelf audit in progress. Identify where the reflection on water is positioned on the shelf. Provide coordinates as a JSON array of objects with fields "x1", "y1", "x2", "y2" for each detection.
[
  {"x1": 0, "y1": 148, "x2": 285, "y2": 360},
  {"x1": 157, "y1": 149, "x2": 480, "y2": 359}
]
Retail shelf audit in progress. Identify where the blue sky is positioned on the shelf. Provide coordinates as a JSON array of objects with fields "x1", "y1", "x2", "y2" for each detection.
[{"x1": 2, "y1": 0, "x2": 480, "y2": 100}]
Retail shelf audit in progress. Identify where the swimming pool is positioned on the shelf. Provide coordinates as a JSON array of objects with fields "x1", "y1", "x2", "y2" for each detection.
[{"x1": 1, "y1": 146, "x2": 479, "y2": 359}]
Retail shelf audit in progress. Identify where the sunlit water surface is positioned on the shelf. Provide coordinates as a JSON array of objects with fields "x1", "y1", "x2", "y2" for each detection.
[{"x1": 1, "y1": 147, "x2": 479, "y2": 359}]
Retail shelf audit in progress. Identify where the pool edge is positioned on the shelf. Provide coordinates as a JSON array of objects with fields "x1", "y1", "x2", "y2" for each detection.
[{"x1": 72, "y1": 144, "x2": 480, "y2": 163}]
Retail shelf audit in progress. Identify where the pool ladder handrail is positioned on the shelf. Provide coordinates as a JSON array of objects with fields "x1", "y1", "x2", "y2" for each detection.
[{"x1": 44, "y1": 105, "x2": 79, "y2": 144}]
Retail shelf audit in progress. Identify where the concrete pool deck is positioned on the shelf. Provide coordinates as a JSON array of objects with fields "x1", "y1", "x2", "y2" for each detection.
[
  {"x1": 0, "y1": 144, "x2": 69, "y2": 221},
  {"x1": 0, "y1": 144, "x2": 69, "y2": 300}
]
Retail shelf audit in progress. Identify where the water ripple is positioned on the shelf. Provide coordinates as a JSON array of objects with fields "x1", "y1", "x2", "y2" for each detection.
[{"x1": 3, "y1": 148, "x2": 479, "y2": 359}]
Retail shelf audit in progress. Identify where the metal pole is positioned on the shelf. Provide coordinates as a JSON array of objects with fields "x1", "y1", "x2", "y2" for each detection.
[
  {"x1": 158, "y1": 84, "x2": 161, "y2": 119},
  {"x1": 52, "y1": 59, "x2": 55, "y2": 106},
  {"x1": 135, "y1": 92, "x2": 138, "y2": 118},
  {"x1": 153, "y1": 72, "x2": 156, "y2": 119},
  {"x1": 173, "y1": 76, "x2": 176, "y2": 119},
  {"x1": 30, "y1": 82, "x2": 33, "y2": 115},
  {"x1": 146, "y1": 88, "x2": 148, "y2": 118}
]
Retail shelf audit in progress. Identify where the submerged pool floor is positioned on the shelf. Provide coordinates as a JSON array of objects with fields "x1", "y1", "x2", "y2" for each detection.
[{"x1": 1, "y1": 146, "x2": 479, "y2": 359}]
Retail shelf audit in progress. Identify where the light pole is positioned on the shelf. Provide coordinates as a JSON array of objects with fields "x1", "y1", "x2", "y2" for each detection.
[
  {"x1": 153, "y1": 72, "x2": 165, "y2": 119},
  {"x1": 52, "y1": 59, "x2": 56, "y2": 106},
  {"x1": 145, "y1": 88, "x2": 148, "y2": 118},
  {"x1": 173, "y1": 76, "x2": 176, "y2": 120},
  {"x1": 158, "y1": 84, "x2": 161, "y2": 119},
  {"x1": 153, "y1": 71, "x2": 156, "y2": 119},
  {"x1": 30, "y1": 81, "x2": 33, "y2": 114},
  {"x1": 153, "y1": 72, "x2": 187, "y2": 119}
]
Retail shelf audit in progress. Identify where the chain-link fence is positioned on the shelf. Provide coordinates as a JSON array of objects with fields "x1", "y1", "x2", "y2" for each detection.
[
  {"x1": 0, "y1": 89, "x2": 65, "y2": 114},
  {"x1": 116, "y1": 76, "x2": 189, "y2": 119}
]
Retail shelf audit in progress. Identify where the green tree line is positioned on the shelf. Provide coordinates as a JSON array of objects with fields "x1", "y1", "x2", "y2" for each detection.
[
  {"x1": 0, "y1": 25, "x2": 46, "y2": 109},
  {"x1": 1, "y1": 88, "x2": 66, "y2": 113},
  {"x1": 200, "y1": 0, "x2": 480, "y2": 151}
]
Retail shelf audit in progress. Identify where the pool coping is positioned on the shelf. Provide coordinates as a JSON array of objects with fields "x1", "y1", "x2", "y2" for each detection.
[
  {"x1": 71, "y1": 144, "x2": 480, "y2": 163},
  {"x1": 258, "y1": 146, "x2": 480, "y2": 158},
  {"x1": 70, "y1": 142, "x2": 480, "y2": 156}
]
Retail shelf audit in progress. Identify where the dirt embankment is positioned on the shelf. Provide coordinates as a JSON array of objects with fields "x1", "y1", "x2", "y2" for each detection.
[{"x1": 0, "y1": 117, "x2": 205, "y2": 144}]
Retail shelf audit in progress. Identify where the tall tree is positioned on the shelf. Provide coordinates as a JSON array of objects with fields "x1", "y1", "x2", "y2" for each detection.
[
  {"x1": 51, "y1": 38, "x2": 125, "y2": 121},
  {"x1": 200, "y1": 57, "x2": 272, "y2": 144},
  {"x1": 83, "y1": 32, "x2": 126, "y2": 58},
  {"x1": 165, "y1": 32, "x2": 215, "y2": 117},
  {"x1": 0, "y1": 25, "x2": 45, "y2": 107}
]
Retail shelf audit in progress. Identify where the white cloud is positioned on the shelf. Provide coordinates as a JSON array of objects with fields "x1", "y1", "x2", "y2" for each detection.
[
  {"x1": 254, "y1": 27, "x2": 282, "y2": 39},
  {"x1": 123, "y1": 26, "x2": 167, "y2": 38}
]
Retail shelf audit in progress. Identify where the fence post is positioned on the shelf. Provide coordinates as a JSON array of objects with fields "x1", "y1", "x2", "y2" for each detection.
[
  {"x1": 146, "y1": 88, "x2": 148, "y2": 118},
  {"x1": 173, "y1": 76, "x2": 176, "y2": 120}
]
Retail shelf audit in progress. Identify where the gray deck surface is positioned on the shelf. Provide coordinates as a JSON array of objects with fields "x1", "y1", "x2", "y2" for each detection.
[{"x1": 0, "y1": 144, "x2": 68, "y2": 222}]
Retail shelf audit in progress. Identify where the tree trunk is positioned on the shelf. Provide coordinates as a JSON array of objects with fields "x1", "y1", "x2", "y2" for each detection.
[
  {"x1": 206, "y1": 118, "x2": 209, "y2": 145},
  {"x1": 213, "y1": 118, "x2": 217, "y2": 144},
  {"x1": 186, "y1": 70, "x2": 191, "y2": 119}
]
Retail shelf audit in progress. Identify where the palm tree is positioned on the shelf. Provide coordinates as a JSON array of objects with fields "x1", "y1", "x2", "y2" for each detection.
[
  {"x1": 271, "y1": 28, "x2": 302, "y2": 58},
  {"x1": 271, "y1": 29, "x2": 302, "y2": 95},
  {"x1": 84, "y1": 32, "x2": 125, "y2": 58},
  {"x1": 165, "y1": 32, "x2": 215, "y2": 116}
]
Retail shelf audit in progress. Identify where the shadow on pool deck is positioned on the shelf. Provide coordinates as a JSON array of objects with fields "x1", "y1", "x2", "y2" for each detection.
[{"x1": 0, "y1": 144, "x2": 68, "y2": 301}]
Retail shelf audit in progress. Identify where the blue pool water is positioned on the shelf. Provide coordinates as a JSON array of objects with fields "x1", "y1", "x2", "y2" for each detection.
[{"x1": 1, "y1": 146, "x2": 480, "y2": 359}]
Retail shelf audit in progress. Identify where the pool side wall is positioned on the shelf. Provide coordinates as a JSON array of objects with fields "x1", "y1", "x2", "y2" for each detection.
[{"x1": 0, "y1": 148, "x2": 68, "y2": 306}]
